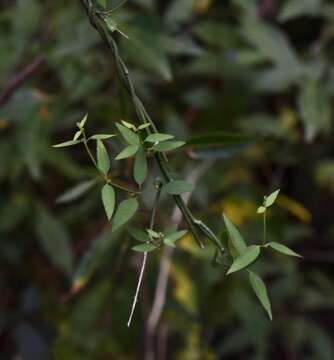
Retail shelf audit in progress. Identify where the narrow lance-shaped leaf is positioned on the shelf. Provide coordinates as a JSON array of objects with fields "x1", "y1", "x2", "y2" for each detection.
[
  {"x1": 145, "y1": 133, "x2": 174, "y2": 143},
  {"x1": 112, "y1": 197, "x2": 139, "y2": 232},
  {"x1": 35, "y1": 206, "x2": 73, "y2": 276},
  {"x1": 153, "y1": 140, "x2": 185, "y2": 152},
  {"x1": 267, "y1": 242, "x2": 302, "y2": 258},
  {"x1": 164, "y1": 230, "x2": 187, "y2": 243},
  {"x1": 227, "y1": 245, "x2": 261, "y2": 275},
  {"x1": 56, "y1": 179, "x2": 97, "y2": 204},
  {"x1": 115, "y1": 145, "x2": 139, "y2": 160},
  {"x1": 133, "y1": 147, "x2": 147, "y2": 185},
  {"x1": 116, "y1": 123, "x2": 140, "y2": 145},
  {"x1": 96, "y1": 140, "x2": 110, "y2": 175},
  {"x1": 90, "y1": 134, "x2": 116, "y2": 140},
  {"x1": 101, "y1": 184, "x2": 116, "y2": 221},
  {"x1": 53, "y1": 139, "x2": 82, "y2": 148},
  {"x1": 248, "y1": 270, "x2": 273, "y2": 320},
  {"x1": 162, "y1": 180, "x2": 194, "y2": 195},
  {"x1": 223, "y1": 214, "x2": 247, "y2": 256},
  {"x1": 78, "y1": 113, "x2": 88, "y2": 129},
  {"x1": 264, "y1": 189, "x2": 280, "y2": 207}
]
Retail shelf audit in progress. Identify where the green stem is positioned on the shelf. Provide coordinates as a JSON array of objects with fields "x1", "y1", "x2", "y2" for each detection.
[
  {"x1": 80, "y1": 1, "x2": 224, "y2": 253},
  {"x1": 263, "y1": 210, "x2": 267, "y2": 246},
  {"x1": 82, "y1": 130, "x2": 140, "y2": 195}
]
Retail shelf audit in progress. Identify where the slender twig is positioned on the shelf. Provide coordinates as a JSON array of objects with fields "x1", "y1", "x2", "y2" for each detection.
[
  {"x1": 127, "y1": 184, "x2": 162, "y2": 327},
  {"x1": 79, "y1": 0, "x2": 224, "y2": 255},
  {"x1": 82, "y1": 130, "x2": 140, "y2": 194},
  {"x1": 263, "y1": 210, "x2": 267, "y2": 246},
  {"x1": 0, "y1": 55, "x2": 46, "y2": 106},
  {"x1": 145, "y1": 161, "x2": 214, "y2": 359}
]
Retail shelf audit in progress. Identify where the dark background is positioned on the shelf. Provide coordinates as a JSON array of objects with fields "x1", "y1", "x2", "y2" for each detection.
[{"x1": 1, "y1": 0, "x2": 334, "y2": 359}]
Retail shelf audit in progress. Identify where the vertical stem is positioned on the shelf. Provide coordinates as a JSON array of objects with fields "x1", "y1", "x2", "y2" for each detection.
[
  {"x1": 263, "y1": 210, "x2": 267, "y2": 246},
  {"x1": 127, "y1": 184, "x2": 161, "y2": 327}
]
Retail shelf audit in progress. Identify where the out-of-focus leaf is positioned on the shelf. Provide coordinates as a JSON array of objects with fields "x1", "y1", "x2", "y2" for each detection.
[
  {"x1": 72, "y1": 229, "x2": 118, "y2": 291},
  {"x1": 185, "y1": 132, "x2": 256, "y2": 159},
  {"x1": 132, "y1": 243, "x2": 156, "y2": 252},
  {"x1": 279, "y1": 0, "x2": 322, "y2": 22},
  {"x1": 298, "y1": 78, "x2": 331, "y2": 141},
  {"x1": 241, "y1": 19, "x2": 300, "y2": 69},
  {"x1": 35, "y1": 206, "x2": 73, "y2": 275},
  {"x1": 248, "y1": 270, "x2": 273, "y2": 320},
  {"x1": 112, "y1": 198, "x2": 139, "y2": 232},
  {"x1": 227, "y1": 245, "x2": 260, "y2": 274},
  {"x1": 56, "y1": 179, "x2": 97, "y2": 204},
  {"x1": 162, "y1": 180, "x2": 194, "y2": 195},
  {"x1": 165, "y1": 0, "x2": 194, "y2": 27},
  {"x1": 128, "y1": 227, "x2": 150, "y2": 242}
]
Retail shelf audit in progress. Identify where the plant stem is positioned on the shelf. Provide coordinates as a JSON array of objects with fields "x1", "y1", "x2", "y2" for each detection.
[
  {"x1": 263, "y1": 210, "x2": 267, "y2": 246},
  {"x1": 127, "y1": 185, "x2": 161, "y2": 327},
  {"x1": 82, "y1": 130, "x2": 140, "y2": 195},
  {"x1": 79, "y1": 0, "x2": 224, "y2": 254}
]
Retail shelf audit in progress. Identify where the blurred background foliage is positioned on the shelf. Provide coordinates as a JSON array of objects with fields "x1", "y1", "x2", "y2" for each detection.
[{"x1": 1, "y1": 0, "x2": 334, "y2": 358}]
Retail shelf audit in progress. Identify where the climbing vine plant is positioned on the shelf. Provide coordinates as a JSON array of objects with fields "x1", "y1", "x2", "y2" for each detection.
[{"x1": 54, "y1": 0, "x2": 302, "y2": 325}]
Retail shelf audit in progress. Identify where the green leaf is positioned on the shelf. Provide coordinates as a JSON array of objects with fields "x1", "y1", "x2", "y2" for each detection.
[
  {"x1": 96, "y1": 140, "x2": 110, "y2": 175},
  {"x1": 35, "y1": 206, "x2": 73, "y2": 275},
  {"x1": 128, "y1": 227, "x2": 150, "y2": 242},
  {"x1": 223, "y1": 214, "x2": 247, "y2": 256},
  {"x1": 298, "y1": 78, "x2": 331, "y2": 141},
  {"x1": 267, "y1": 242, "x2": 302, "y2": 258},
  {"x1": 116, "y1": 123, "x2": 140, "y2": 145},
  {"x1": 101, "y1": 184, "x2": 116, "y2": 221},
  {"x1": 279, "y1": 0, "x2": 322, "y2": 22},
  {"x1": 153, "y1": 140, "x2": 185, "y2": 152},
  {"x1": 163, "y1": 224, "x2": 178, "y2": 236},
  {"x1": 248, "y1": 270, "x2": 273, "y2": 320},
  {"x1": 72, "y1": 230, "x2": 118, "y2": 292},
  {"x1": 97, "y1": 0, "x2": 107, "y2": 7},
  {"x1": 162, "y1": 180, "x2": 194, "y2": 195},
  {"x1": 163, "y1": 238, "x2": 176, "y2": 247},
  {"x1": 145, "y1": 133, "x2": 174, "y2": 143},
  {"x1": 121, "y1": 120, "x2": 136, "y2": 130},
  {"x1": 147, "y1": 229, "x2": 160, "y2": 238},
  {"x1": 264, "y1": 189, "x2": 280, "y2": 207},
  {"x1": 226, "y1": 245, "x2": 260, "y2": 275},
  {"x1": 257, "y1": 206, "x2": 266, "y2": 214},
  {"x1": 115, "y1": 145, "x2": 139, "y2": 160},
  {"x1": 165, "y1": 230, "x2": 187, "y2": 243},
  {"x1": 73, "y1": 130, "x2": 82, "y2": 141},
  {"x1": 53, "y1": 139, "x2": 82, "y2": 148},
  {"x1": 134, "y1": 147, "x2": 147, "y2": 185},
  {"x1": 112, "y1": 198, "x2": 139, "y2": 232},
  {"x1": 56, "y1": 179, "x2": 97, "y2": 204},
  {"x1": 138, "y1": 123, "x2": 151, "y2": 130},
  {"x1": 132, "y1": 243, "x2": 156, "y2": 252},
  {"x1": 90, "y1": 134, "x2": 116, "y2": 140},
  {"x1": 78, "y1": 113, "x2": 88, "y2": 129}
]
